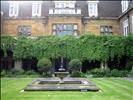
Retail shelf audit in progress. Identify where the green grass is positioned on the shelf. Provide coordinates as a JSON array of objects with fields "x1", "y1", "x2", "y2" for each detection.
[{"x1": 1, "y1": 78, "x2": 133, "y2": 100}]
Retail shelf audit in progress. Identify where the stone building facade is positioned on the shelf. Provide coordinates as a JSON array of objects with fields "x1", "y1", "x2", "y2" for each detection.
[{"x1": 1, "y1": 1, "x2": 133, "y2": 36}]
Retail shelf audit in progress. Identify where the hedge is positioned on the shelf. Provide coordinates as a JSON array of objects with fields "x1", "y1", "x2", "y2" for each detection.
[{"x1": 1, "y1": 34, "x2": 133, "y2": 62}]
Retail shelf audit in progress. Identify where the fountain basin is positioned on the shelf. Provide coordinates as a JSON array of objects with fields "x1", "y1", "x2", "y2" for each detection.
[{"x1": 24, "y1": 78, "x2": 99, "y2": 91}]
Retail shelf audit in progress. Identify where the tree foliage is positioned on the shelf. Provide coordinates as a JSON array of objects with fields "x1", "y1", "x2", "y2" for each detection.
[{"x1": 1, "y1": 34, "x2": 133, "y2": 62}]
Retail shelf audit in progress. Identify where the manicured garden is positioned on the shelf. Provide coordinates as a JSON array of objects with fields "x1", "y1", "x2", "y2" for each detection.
[
  {"x1": 1, "y1": 34, "x2": 133, "y2": 100},
  {"x1": 1, "y1": 78, "x2": 133, "y2": 100}
]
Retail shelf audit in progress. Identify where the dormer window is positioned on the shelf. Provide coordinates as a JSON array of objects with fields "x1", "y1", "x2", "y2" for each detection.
[
  {"x1": 121, "y1": 0, "x2": 129, "y2": 13},
  {"x1": 32, "y1": 2, "x2": 41, "y2": 17},
  {"x1": 54, "y1": 1, "x2": 75, "y2": 8},
  {"x1": 88, "y1": 1, "x2": 99, "y2": 17},
  {"x1": 9, "y1": 2, "x2": 19, "y2": 17},
  {"x1": 49, "y1": 1, "x2": 80, "y2": 15}
]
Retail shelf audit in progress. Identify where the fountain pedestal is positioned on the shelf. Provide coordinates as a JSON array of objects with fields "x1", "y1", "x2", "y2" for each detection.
[{"x1": 54, "y1": 72, "x2": 69, "y2": 83}]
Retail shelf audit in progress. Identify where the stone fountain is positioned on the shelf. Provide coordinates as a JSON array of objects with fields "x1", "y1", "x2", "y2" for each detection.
[
  {"x1": 24, "y1": 58, "x2": 99, "y2": 91},
  {"x1": 54, "y1": 58, "x2": 69, "y2": 83}
]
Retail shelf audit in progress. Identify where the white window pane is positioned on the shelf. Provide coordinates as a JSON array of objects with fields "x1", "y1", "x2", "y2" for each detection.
[
  {"x1": 123, "y1": 19, "x2": 129, "y2": 36},
  {"x1": 9, "y1": 2, "x2": 19, "y2": 17},
  {"x1": 100, "y1": 27, "x2": 104, "y2": 33},
  {"x1": 108, "y1": 26, "x2": 112, "y2": 33},
  {"x1": 53, "y1": 25, "x2": 56, "y2": 30},
  {"x1": 121, "y1": 0, "x2": 129, "y2": 12},
  {"x1": 105, "y1": 26, "x2": 108, "y2": 32},
  {"x1": 53, "y1": 31, "x2": 56, "y2": 35},
  {"x1": 32, "y1": 3, "x2": 41, "y2": 16},
  {"x1": 74, "y1": 31, "x2": 78, "y2": 36},
  {"x1": 88, "y1": 3, "x2": 98, "y2": 17},
  {"x1": 74, "y1": 25, "x2": 78, "y2": 30}
]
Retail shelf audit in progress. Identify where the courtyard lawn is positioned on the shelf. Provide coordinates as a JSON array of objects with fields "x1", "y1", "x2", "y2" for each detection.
[{"x1": 1, "y1": 78, "x2": 133, "y2": 100}]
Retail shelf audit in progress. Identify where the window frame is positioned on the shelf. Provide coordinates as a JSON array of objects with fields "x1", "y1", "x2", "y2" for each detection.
[
  {"x1": 52, "y1": 24, "x2": 78, "y2": 36},
  {"x1": 9, "y1": 2, "x2": 19, "y2": 17},
  {"x1": 88, "y1": 1, "x2": 98, "y2": 17},
  {"x1": 17, "y1": 25, "x2": 32, "y2": 36},
  {"x1": 121, "y1": 0, "x2": 129, "y2": 13},
  {"x1": 32, "y1": 2, "x2": 41, "y2": 17},
  {"x1": 123, "y1": 19, "x2": 129, "y2": 36},
  {"x1": 54, "y1": 1, "x2": 75, "y2": 8},
  {"x1": 100, "y1": 26, "x2": 113, "y2": 35}
]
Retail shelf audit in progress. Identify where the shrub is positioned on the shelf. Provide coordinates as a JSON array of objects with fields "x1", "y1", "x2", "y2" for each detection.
[
  {"x1": 110, "y1": 69, "x2": 120, "y2": 77},
  {"x1": 110, "y1": 69, "x2": 129, "y2": 77},
  {"x1": 89, "y1": 68, "x2": 129, "y2": 77},
  {"x1": 104, "y1": 68, "x2": 111, "y2": 77},
  {"x1": 70, "y1": 71, "x2": 80, "y2": 77},
  {"x1": 24, "y1": 70, "x2": 38, "y2": 75},
  {"x1": 120, "y1": 70, "x2": 129, "y2": 77},
  {"x1": 37, "y1": 58, "x2": 52, "y2": 76},
  {"x1": 0, "y1": 70, "x2": 6, "y2": 77},
  {"x1": 9, "y1": 68, "x2": 24, "y2": 75},
  {"x1": 70, "y1": 71, "x2": 86, "y2": 77},
  {"x1": 130, "y1": 66, "x2": 133, "y2": 77},
  {"x1": 69, "y1": 59, "x2": 82, "y2": 72},
  {"x1": 23, "y1": 70, "x2": 40, "y2": 78},
  {"x1": 37, "y1": 58, "x2": 52, "y2": 68},
  {"x1": 80, "y1": 72, "x2": 86, "y2": 77},
  {"x1": 90, "y1": 68, "x2": 106, "y2": 77}
]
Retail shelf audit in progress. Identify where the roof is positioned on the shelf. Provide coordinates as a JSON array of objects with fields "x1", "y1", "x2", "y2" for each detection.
[{"x1": 1, "y1": 1, "x2": 122, "y2": 18}]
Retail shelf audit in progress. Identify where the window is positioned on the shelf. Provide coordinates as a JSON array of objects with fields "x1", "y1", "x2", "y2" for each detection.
[
  {"x1": 17, "y1": 25, "x2": 32, "y2": 36},
  {"x1": 32, "y1": 3, "x2": 41, "y2": 17},
  {"x1": 74, "y1": 24, "x2": 78, "y2": 30},
  {"x1": 51, "y1": 1, "x2": 78, "y2": 14},
  {"x1": 50, "y1": 1, "x2": 80, "y2": 14},
  {"x1": 9, "y1": 2, "x2": 19, "y2": 17},
  {"x1": 88, "y1": 1, "x2": 99, "y2": 17},
  {"x1": 123, "y1": 19, "x2": 129, "y2": 36},
  {"x1": 121, "y1": 0, "x2": 129, "y2": 13},
  {"x1": 52, "y1": 24, "x2": 78, "y2": 36},
  {"x1": 100, "y1": 26, "x2": 113, "y2": 35},
  {"x1": 54, "y1": 1, "x2": 75, "y2": 8}
]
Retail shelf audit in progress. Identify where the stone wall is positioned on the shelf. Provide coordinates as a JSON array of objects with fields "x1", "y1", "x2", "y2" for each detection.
[
  {"x1": 3, "y1": 19, "x2": 46, "y2": 36},
  {"x1": 1, "y1": 12, "x2": 4, "y2": 34},
  {"x1": 2, "y1": 17, "x2": 121, "y2": 36},
  {"x1": 47, "y1": 16, "x2": 83, "y2": 35},
  {"x1": 119, "y1": 10, "x2": 133, "y2": 35},
  {"x1": 85, "y1": 19, "x2": 121, "y2": 35}
]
